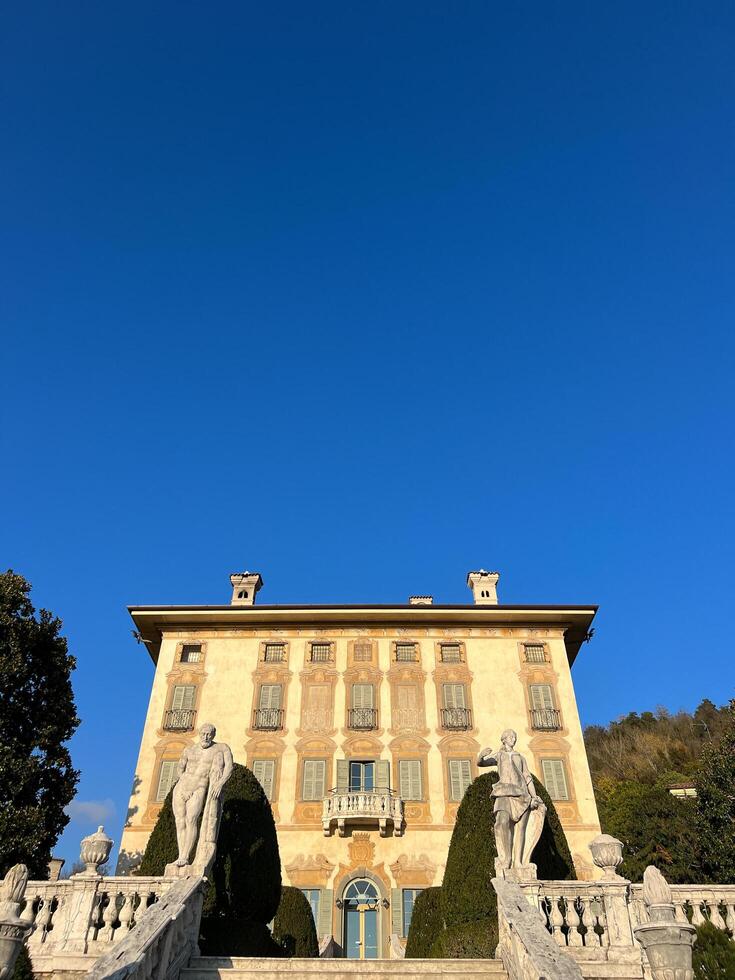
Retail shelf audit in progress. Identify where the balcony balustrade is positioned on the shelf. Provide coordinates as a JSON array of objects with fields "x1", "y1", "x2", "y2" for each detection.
[
  {"x1": 163, "y1": 708, "x2": 196, "y2": 732},
  {"x1": 252, "y1": 707, "x2": 284, "y2": 731},
  {"x1": 347, "y1": 707, "x2": 378, "y2": 730},
  {"x1": 440, "y1": 707, "x2": 473, "y2": 730},
  {"x1": 322, "y1": 788, "x2": 404, "y2": 838},
  {"x1": 530, "y1": 708, "x2": 562, "y2": 731}
]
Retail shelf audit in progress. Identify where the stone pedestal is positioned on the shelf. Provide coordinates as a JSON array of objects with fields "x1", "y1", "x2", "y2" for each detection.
[
  {"x1": 635, "y1": 917, "x2": 696, "y2": 980},
  {"x1": 494, "y1": 859, "x2": 538, "y2": 883}
]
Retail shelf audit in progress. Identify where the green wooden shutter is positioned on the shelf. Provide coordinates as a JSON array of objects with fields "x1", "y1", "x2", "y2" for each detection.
[
  {"x1": 318, "y1": 889, "x2": 333, "y2": 937},
  {"x1": 172, "y1": 685, "x2": 196, "y2": 710},
  {"x1": 541, "y1": 759, "x2": 569, "y2": 800},
  {"x1": 252, "y1": 759, "x2": 275, "y2": 800},
  {"x1": 303, "y1": 759, "x2": 326, "y2": 800},
  {"x1": 375, "y1": 759, "x2": 390, "y2": 790},
  {"x1": 530, "y1": 684, "x2": 554, "y2": 710},
  {"x1": 336, "y1": 759, "x2": 349, "y2": 791},
  {"x1": 259, "y1": 684, "x2": 282, "y2": 709},
  {"x1": 391, "y1": 888, "x2": 402, "y2": 936},
  {"x1": 399, "y1": 759, "x2": 422, "y2": 800},
  {"x1": 442, "y1": 684, "x2": 466, "y2": 709},
  {"x1": 448, "y1": 759, "x2": 472, "y2": 801},
  {"x1": 156, "y1": 760, "x2": 178, "y2": 801},
  {"x1": 351, "y1": 683, "x2": 374, "y2": 709}
]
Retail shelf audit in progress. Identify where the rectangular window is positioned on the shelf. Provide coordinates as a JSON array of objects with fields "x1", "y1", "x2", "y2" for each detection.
[
  {"x1": 259, "y1": 684, "x2": 282, "y2": 709},
  {"x1": 264, "y1": 643, "x2": 285, "y2": 663},
  {"x1": 180, "y1": 644, "x2": 201, "y2": 663},
  {"x1": 310, "y1": 642, "x2": 332, "y2": 662},
  {"x1": 448, "y1": 759, "x2": 472, "y2": 801},
  {"x1": 349, "y1": 760, "x2": 375, "y2": 792},
  {"x1": 354, "y1": 643, "x2": 372, "y2": 661},
  {"x1": 399, "y1": 759, "x2": 423, "y2": 800},
  {"x1": 402, "y1": 889, "x2": 423, "y2": 937},
  {"x1": 351, "y1": 684, "x2": 374, "y2": 709},
  {"x1": 442, "y1": 684, "x2": 467, "y2": 709},
  {"x1": 529, "y1": 684, "x2": 555, "y2": 710},
  {"x1": 252, "y1": 759, "x2": 275, "y2": 800},
  {"x1": 301, "y1": 889, "x2": 321, "y2": 928},
  {"x1": 302, "y1": 759, "x2": 327, "y2": 800},
  {"x1": 440, "y1": 643, "x2": 461, "y2": 663},
  {"x1": 156, "y1": 759, "x2": 179, "y2": 802},
  {"x1": 171, "y1": 684, "x2": 196, "y2": 710},
  {"x1": 395, "y1": 643, "x2": 417, "y2": 662},
  {"x1": 541, "y1": 759, "x2": 570, "y2": 800},
  {"x1": 394, "y1": 685, "x2": 421, "y2": 729},
  {"x1": 524, "y1": 644, "x2": 547, "y2": 664}
]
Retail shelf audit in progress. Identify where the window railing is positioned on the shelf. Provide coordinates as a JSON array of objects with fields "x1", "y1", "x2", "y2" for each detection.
[
  {"x1": 395, "y1": 645, "x2": 417, "y2": 662},
  {"x1": 348, "y1": 707, "x2": 378, "y2": 730},
  {"x1": 440, "y1": 707, "x2": 473, "y2": 730},
  {"x1": 530, "y1": 708, "x2": 562, "y2": 731},
  {"x1": 252, "y1": 707, "x2": 284, "y2": 730},
  {"x1": 310, "y1": 645, "x2": 332, "y2": 662},
  {"x1": 163, "y1": 708, "x2": 196, "y2": 732}
]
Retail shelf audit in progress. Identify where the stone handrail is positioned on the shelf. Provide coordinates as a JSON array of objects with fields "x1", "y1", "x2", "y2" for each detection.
[
  {"x1": 493, "y1": 877, "x2": 585, "y2": 980},
  {"x1": 519, "y1": 879, "x2": 635, "y2": 951},
  {"x1": 23, "y1": 876, "x2": 175, "y2": 956},
  {"x1": 85, "y1": 875, "x2": 205, "y2": 980},
  {"x1": 322, "y1": 789, "x2": 404, "y2": 837},
  {"x1": 630, "y1": 883, "x2": 735, "y2": 934}
]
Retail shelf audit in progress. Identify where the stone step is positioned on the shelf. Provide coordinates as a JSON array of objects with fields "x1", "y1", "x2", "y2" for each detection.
[{"x1": 184, "y1": 957, "x2": 507, "y2": 980}]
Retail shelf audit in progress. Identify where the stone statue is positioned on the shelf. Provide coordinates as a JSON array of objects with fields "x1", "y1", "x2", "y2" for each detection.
[
  {"x1": 477, "y1": 729, "x2": 546, "y2": 878},
  {"x1": 165, "y1": 723, "x2": 233, "y2": 877},
  {"x1": 0, "y1": 864, "x2": 33, "y2": 980}
]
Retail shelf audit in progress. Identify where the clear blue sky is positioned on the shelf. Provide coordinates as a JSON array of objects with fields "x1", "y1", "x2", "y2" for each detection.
[{"x1": 2, "y1": 3, "x2": 733, "y2": 868}]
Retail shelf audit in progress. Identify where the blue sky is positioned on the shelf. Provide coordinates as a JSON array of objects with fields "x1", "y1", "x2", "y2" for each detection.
[{"x1": 2, "y1": 2, "x2": 733, "y2": 868}]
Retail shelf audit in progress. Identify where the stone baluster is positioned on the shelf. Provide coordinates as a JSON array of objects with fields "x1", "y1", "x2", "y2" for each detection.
[
  {"x1": 19, "y1": 896, "x2": 37, "y2": 931},
  {"x1": 35, "y1": 898, "x2": 54, "y2": 942},
  {"x1": 549, "y1": 895, "x2": 566, "y2": 945},
  {"x1": 566, "y1": 896, "x2": 583, "y2": 946},
  {"x1": 673, "y1": 899, "x2": 688, "y2": 924},
  {"x1": 725, "y1": 901, "x2": 735, "y2": 934},
  {"x1": 690, "y1": 897, "x2": 705, "y2": 927},
  {"x1": 117, "y1": 892, "x2": 136, "y2": 935}
]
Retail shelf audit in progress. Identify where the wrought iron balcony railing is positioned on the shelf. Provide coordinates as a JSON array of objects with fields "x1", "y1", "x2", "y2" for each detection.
[
  {"x1": 440, "y1": 707, "x2": 473, "y2": 730},
  {"x1": 347, "y1": 707, "x2": 378, "y2": 730},
  {"x1": 322, "y1": 788, "x2": 404, "y2": 838},
  {"x1": 163, "y1": 708, "x2": 196, "y2": 732},
  {"x1": 252, "y1": 707, "x2": 284, "y2": 731},
  {"x1": 530, "y1": 708, "x2": 562, "y2": 731}
]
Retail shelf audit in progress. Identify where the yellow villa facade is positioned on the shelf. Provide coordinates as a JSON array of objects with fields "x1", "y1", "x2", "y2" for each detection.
[{"x1": 118, "y1": 569, "x2": 601, "y2": 957}]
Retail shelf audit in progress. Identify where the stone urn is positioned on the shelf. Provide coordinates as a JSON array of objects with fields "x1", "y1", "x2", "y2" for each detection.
[
  {"x1": 0, "y1": 865, "x2": 34, "y2": 980},
  {"x1": 589, "y1": 833, "x2": 625, "y2": 879},
  {"x1": 633, "y1": 866, "x2": 695, "y2": 980},
  {"x1": 77, "y1": 826, "x2": 113, "y2": 877}
]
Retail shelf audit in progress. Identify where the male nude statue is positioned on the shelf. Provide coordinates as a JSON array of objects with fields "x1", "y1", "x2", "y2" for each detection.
[
  {"x1": 477, "y1": 729, "x2": 546, "y2": 871},
  {"x1": 171, "y1": 723, "x2": 233, "y2": 868}
]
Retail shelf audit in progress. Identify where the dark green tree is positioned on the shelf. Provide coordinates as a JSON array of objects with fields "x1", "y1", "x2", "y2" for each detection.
[
  {"x1": 405, "y1": 887, "x2": 443, "y2": 958},
  {"x1": 692, "y1": 921, "x2": 735, "y2": 980},
  {"x1": 0, "y1": 571, "x2": 79, "y2": 877},
  {"x1": 272, "y1": 886, "x2": 319, "y2": 957},
  {"x1": 11, "y1": 945, "x2": 34, "y2": 980},
  {"x1": 139, "y1": 763, "x2": 282, "y2": 954},
  {"x1": 695, "y1": 701, "x2": 735, "y2": 884}
]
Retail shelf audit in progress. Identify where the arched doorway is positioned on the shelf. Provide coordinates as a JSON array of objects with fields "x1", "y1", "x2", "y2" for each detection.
[{"x1": 342, "y1": 878, "x2": 380, "y2": 959}]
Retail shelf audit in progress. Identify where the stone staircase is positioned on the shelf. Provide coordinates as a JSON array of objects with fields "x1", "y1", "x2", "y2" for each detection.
[{"x1": 183, "y1": 957, "x2": 509, "y2": 980}]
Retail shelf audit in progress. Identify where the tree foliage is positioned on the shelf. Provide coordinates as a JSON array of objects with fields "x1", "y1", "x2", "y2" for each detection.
[
  {"x1": 694, "y1": 701, "x2": 735, "y2": 884},
  {"x1": 692, "y1": 921, "x2": 735, "y2": 980},
  {"x1": 404, "y1": 887, "x2": 442, "y2": 958},
  {"x1": 272, "y1": 886, "x2": 319, "y2": 957},
  {"x1": 139, "y1": 763, "x2": 282, "y2": 953},
  {"x1": 0, "y1": 571, "x2": 79, "y2": 877}
]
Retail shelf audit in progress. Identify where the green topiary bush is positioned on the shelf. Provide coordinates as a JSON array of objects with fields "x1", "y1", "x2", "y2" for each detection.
[
  {"x1": 139, "y1": 763, "x2": 282, "y2": 954},
  {"x1": 405, "y1": 887, "x2": 443, "y2": 958},
  {"x1": 12, "y1": 945, "x2": 34, "y2": 980},
  {"x1": 693, "y1": 921, "x2": 735, "y2": 980},
  {"x1": 272, "y1": 886, "x2": 319, "y2": 957},
  {"x1": 429, "y1": 918, "x2": 499, "y2": 959}
]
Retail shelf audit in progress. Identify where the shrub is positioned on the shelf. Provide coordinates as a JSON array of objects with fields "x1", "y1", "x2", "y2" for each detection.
[
  {"x1": 405, "y1": 887, "x2": 443, "y2": 958},
  {"x1": 139, "y1": 763, "x2": 282, "y2": 953},
  {"x1": 272, "y1": 886, "x2": 319, "y2": 957},
  {"x1": 693, "y1": 921, "x2": 735, "y2": 980},
  {"x1": 12, "y1": 946, "x2": 34, "y2": 980},
  {"x1": 429, "y1": 919, "x2": 498, "y2": 959}
]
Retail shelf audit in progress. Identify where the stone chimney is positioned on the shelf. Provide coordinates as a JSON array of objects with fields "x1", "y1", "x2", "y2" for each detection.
[
  {"x1": 409, "y1": 595, "x2": 433, "y2": 605},
  {"x1": 466, "y1": 570, "x2": 500, "y2": 605},
  {"x1": 230, "y1": 571, "x2": 263, "y2": 606}
]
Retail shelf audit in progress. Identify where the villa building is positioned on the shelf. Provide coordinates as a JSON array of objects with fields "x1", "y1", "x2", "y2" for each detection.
[{"x1": 118, "y1": 570, "x2": 601, "y2": 957}]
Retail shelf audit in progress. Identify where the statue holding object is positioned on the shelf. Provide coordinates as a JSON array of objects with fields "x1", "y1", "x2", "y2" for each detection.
[
  {"x1": 478, "y1": 728, "x2": 546, "y2": 880},
  {"x1": 165, "y1": 723, "x2": 233, "y2": 878}
]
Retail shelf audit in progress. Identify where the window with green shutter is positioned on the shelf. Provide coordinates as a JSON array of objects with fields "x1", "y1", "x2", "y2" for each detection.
[
  {"x1": 302, "y1": 759, "x2": 327, "y2": 800},
  {"x1": 530, "y1": 684, "x2": 554, "y2": 710},
  {"x1": 351, "y1": 684, "x2": 374, "y2": 709},
  {"x1": 252, "y1": 759, "x2": 275, "y2": 800},
  {"x1": 441, "y1": 684, "x2": 466, "y2": 709},
  {"x1": 448, "y1": 758, "x2": 472, "y2": 801},
  {"x1": 399, "y1": 759, "x2": 423, "y2": 800},
  {"x1": 156, "y1": 759, "x2": 179, "y2": 801},
  {"x1": 171, "y1": 685, "x2": 196, "y2": 710},
  {"x1": 259, "y1": 684, "x2": 282, "y2": 709},
  {"x1": 541, "y1": 758, "x2": 569, "y2": 800}
]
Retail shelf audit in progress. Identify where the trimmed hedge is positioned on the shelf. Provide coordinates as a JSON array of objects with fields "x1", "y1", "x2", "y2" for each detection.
[
  {"x1": 404, "y1": 887, "x2": 443, "y2": 958},
  {"x1": 139, "y1": 763, "x2": 282, "y2": 954},
  {"x1": 407, "y1": 770, "x2": 575, "y2": 958},
  {"x1": 272, "y1": 886, "x2": 319, "y2": 957},
  {"x1": 12, "y1": 946, "x2": 34, "y2": 980},
  {"x1": 693, "y1": 921, "x2": 735, "y2": 980}
]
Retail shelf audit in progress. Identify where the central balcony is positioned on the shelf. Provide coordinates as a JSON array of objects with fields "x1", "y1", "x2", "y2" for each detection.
[
  {"x1": 163, "y1": 708, "x2": 196, "y2": 732},
  {"x1": 252, "y1": 707, "x2": 284, "y2": 731},
  {"x1": 347, "y1": 707, "x2": 378, "y2": 730},
  {"x1": 322, "y1": 789, "x2": 404, "y2": 838},
  {"x1": 531, "y1": 707, "x2": 562, "y2": 731},
  {"x1": 440, "y1": 706, "x2": 473, "y2": 730}
]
